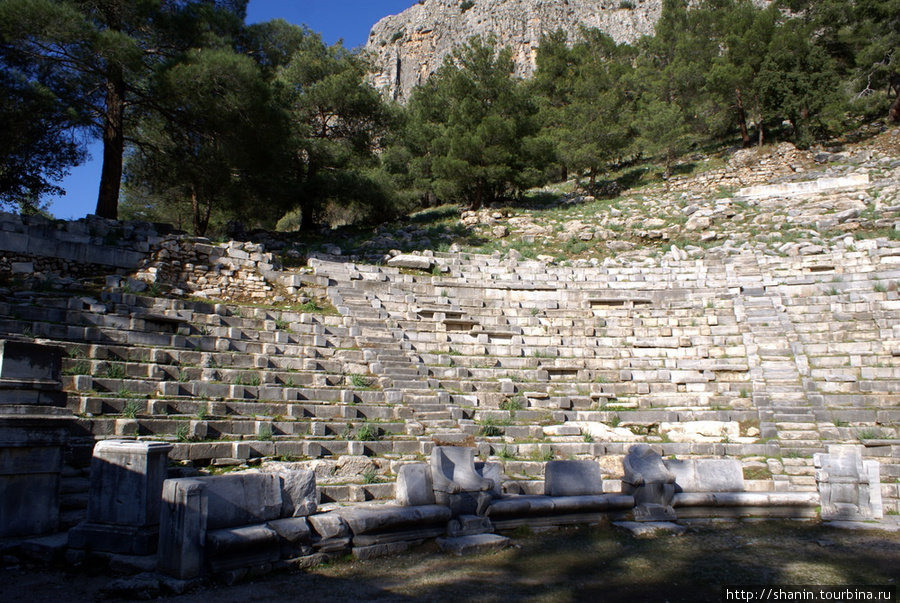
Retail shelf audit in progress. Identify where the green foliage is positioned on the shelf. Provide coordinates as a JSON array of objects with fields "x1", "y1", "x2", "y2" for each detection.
[
  {"x1": 0, "y1": 66, "x2": 85, "y2": 210},
  {"x1": 362, "y1": 467, "x2": 381, "y2": 484},
  {"x1": 175, "y1": 423, "x2": 191, "y2": 442},
  {"x1": 355, "y1": 422, "x2": 380, "y2": 441},
  {"x1": 121, "y1": 400, "x2": 140, "y2": 419},
  {"x1": 0, "y1": 0, "x2": 247, "y2": 219},
  {"x1": 529, "y1": 447, "x2": 554, "y2": 462},
  {"x1": 496, "y1": 445, "x2": 515, "y2": 460},
  {"x1": 257, "y1": 424, "x2": 274, "y2": 441},
  {"x1": 64, "y1": 360, "x2": 90, "y2": 376},
  {"x1": 401, "y1": 36, "x2": 549, "y2": 210},
  {"x1": 105, "y1": 363, "x2": 126, "y2": 379},
  {"x1": 349, "y1": 374, "x2": 375, "y2": 389},
  {"x1": 499, "y1": 398, "x2": 524, "y2": 412},
  {"x1": 479, "y1": 417, "x2": 504, "y2": 437}
]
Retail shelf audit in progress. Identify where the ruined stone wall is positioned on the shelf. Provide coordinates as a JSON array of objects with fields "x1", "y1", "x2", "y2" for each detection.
[{"x1": 0, "y1": 212, "x2": 281, "y2": 302}]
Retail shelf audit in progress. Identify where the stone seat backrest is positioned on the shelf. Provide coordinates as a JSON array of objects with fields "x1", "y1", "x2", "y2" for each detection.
[
  {"x1": 430, "y1": 446, "x2": 494, "y2": 493},
  {"x1": 543, "y1": 460, "x2": 604, "y2": 497},
  {"x1": 815, "y1": 448, "x2": 869, "y2": 485},
  {"x1": 665, "y1": 459, "x2": 745, "y2": 494},
  {"x1": 202, "y1": 474, "x2": 284, "y2": 530}
]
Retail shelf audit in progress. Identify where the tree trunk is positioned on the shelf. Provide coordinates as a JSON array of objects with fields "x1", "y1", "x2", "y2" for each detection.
[
  {"x1": 191, "y1": 185, "x2": 202, "y2": 235},
  {"x1": 735, "y1": 87, "x2": 750, "y2": 148},
  {"x1": 889, "y1": 73, "x2": 900, "y2": 124},
  {"x1": 95, "y1": 1, "x2": 125, "y2": 220},
  {"x1": 471, "y1": 178, "x2": 484, "y2": 211},
  {"x1": 95, "y1": 67, "x2": 126, "y2": 220},
  {"x1": 300, "y1": 203, "x2": 316, "y2": 231}
]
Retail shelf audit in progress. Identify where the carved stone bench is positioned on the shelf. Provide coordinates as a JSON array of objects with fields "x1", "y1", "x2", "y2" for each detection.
[{"x1": 487, "y1": 459, "x2": 634, "y2": 530}]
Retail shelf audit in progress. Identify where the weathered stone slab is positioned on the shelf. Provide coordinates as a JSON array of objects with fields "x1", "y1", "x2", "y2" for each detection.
[
  {"x1": 205, "y1": 524, "x2": 280, "y2": 573},
  {"x1": 337, "y1": 504, "x2": 452, "y2": 535},
  {"x1": 613, "y1": 521, "x2": 687, "y2": 538},
  {"x1": 388, "y1": 255, "x2": 434, "y2": 270},
  {"x1": 260, "y1": 466, "x2": 317, "y2": 517},
  {"x1": 738, "y1": 173, "x2": 869, "y2": 198},
  {"x1": 431, "y1": 446, "x2": 494, "y2": 515},
  {"x1": 436, "y1": 533, "x2": 509, "y2": 556},
  {"x1": 665, "y1": 458, "x2": 745, "y2": 493},
  {"x1": 544, "y1": 460, "x2": 604, "y2": 497}
]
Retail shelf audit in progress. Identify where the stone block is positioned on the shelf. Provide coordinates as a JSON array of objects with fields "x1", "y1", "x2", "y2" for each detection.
[
  {"x1": 158, "y1": 479, "x2": 207, "y2": 580},
  {"x1": 68, "y1": 440, "x2": 172, "y2": 556},
  {"x1": 308, "y1": 512, "x2": 350, "y2": 540},
  {"x1": 85, "y1": 440, "x2": 173, "y2": 528},
  {"x1": 0, "y1": 340, "x2": 62, "y2": 383},
  {"x1": 260, "y1": 467, "x2": 317, "y2": 518},
  {"x1": 665, "y1": 458, "x2": 745, "y2": 493},
  {"x1": 395, "y1": 462, "x2": 435, "y2": 506},
  {"x1": 622, "y1": 444, "x2": 676, "y2": 519},
  {"x1": 206, "y1": 524, "x2": 280, "y2": 574},
  {"x1": 543, "y1": 460, "x2": 604, "y2": 497}
]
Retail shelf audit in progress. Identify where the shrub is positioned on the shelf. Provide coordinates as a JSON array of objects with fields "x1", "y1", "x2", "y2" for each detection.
[
  {"x1": 479, "y1": 417, "x2": 503, "y2": 437},
  {"x1": 356, "y1": 422, "x2": 380, "y2": 441}
]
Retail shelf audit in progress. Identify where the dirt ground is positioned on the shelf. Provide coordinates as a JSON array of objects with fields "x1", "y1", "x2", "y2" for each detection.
[{"x1": 2, "y1": 522, "x2": 898, "y2": 603}]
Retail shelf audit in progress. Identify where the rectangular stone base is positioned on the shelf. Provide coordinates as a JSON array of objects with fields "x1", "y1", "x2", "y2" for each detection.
[{"x1": 67, "y1": 521, "x2": 160, "y2": 556}]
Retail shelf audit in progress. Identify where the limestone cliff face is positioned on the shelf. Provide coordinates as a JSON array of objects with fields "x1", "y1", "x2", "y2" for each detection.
[{"x1": 365, "y1": 0, "x2": 663, "y2": 102}]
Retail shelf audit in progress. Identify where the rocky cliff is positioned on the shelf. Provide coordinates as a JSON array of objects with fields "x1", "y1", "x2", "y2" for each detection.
[{"x1": 365, "y1": 0, "x2": 663, "y2": 102}]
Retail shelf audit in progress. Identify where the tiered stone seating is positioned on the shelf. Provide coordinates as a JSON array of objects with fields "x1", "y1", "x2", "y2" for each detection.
[
  {"x1": 0, "y1": 290, "x2": 427, "y2": 482},
  {"x1": 307, "y1": 248, "x2": 899, "y2": 512},
  {"x1": 4, "y1": 240, "x2": 899, "y2": 515}
]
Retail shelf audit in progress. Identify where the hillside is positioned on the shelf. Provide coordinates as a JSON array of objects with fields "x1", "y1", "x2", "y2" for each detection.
[{"x1": 365, "y1": 0, "x2": 662, "y2": 101}]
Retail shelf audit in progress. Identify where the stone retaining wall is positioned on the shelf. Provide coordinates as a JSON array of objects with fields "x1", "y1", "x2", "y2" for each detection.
[{"x1": 0, "y1": 212, "x2": 283, "y2": 302}]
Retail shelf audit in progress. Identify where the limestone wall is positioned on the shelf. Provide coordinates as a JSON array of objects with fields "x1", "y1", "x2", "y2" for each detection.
[{"x1": 0, "y1": 212, "x2": 282, "y2": 302}]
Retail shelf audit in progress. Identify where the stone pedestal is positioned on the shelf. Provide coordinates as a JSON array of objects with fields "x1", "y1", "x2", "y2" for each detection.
[
  {"x1": 0, "y1": 340, "x2": 71, "y2": 538},
  {"x1": 68, "y1": 440, "x2": 173, "y2": 555}
]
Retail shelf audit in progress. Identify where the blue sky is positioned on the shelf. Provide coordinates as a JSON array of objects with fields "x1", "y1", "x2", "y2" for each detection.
[{"x1": 48, "y1": 0, "x2": 415, "y2": 220}]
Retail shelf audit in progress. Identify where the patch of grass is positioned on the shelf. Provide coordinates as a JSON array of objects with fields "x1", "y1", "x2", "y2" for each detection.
[
  {"x1": 64, "y1": 360, "x2": 91, "y2": 376},
  {"x1": 258, "y1": 424, "x2": 274, "y2": 441},
  {"x1": 743, "y1": 466, "x2": 772, "y2": 481},
  {"x1": 496, "y1": 445, "x2": 515, "y2": 460},
  {"x1": 479, "y1": 417, "x2": 503, "y2": 437},
  {"x1": 175, "y1": 423, "x2": 191, "y2": 442},
  {"x1": 233, "y1": 372, "x2": 262, "y2": 387},
  {"x1": 529, "y1": 447, "x2": 554, "y2": 462},
  {"x1": 499, "y1": 398, "x2": 524, "y2": 412},
  {"x1": 105, "y1": 363, "x2": 126, "y2": 379},
  {"x1": 362, "y1": 467, "x2": 381, "y2": 484},
  {"x1": 857, "y1": 427, "x2": 887, "y2": 440},
  {"x1": 355, "y1": 422, "x2": 380, "y2": 441},
  {"x1": 349, "y1": 374, "x2": 375, "y2": 389},
  {"x1": 121, "y1": 400, "x2": 140, "y2": 418}
]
